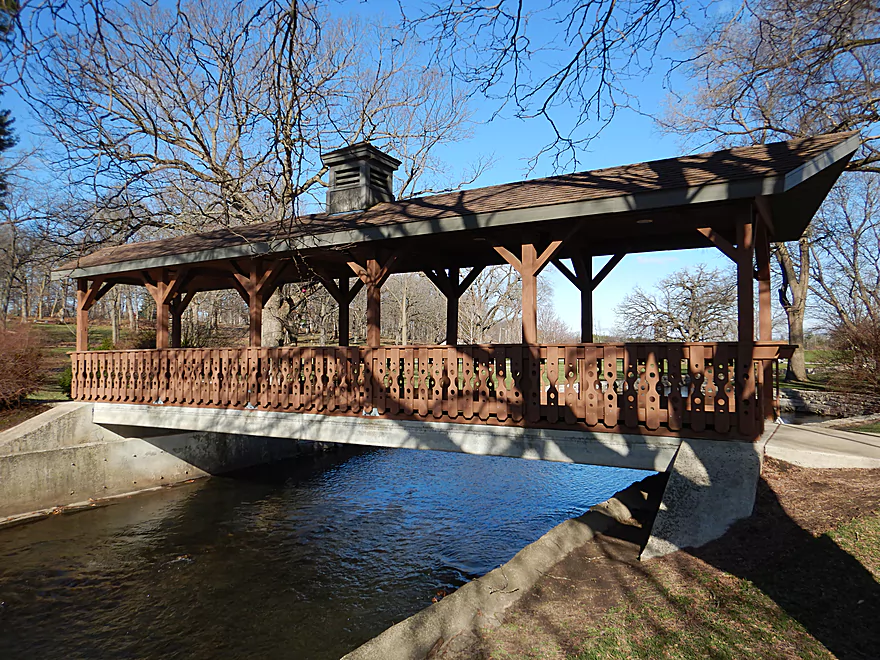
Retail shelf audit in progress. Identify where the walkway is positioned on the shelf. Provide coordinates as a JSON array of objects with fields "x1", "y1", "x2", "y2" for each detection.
[{"x1": 764, "y1": 423, "x2": 880, "y2": 468}]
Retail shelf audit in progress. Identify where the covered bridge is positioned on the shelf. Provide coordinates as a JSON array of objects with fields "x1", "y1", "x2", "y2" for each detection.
[{"x1": 54, "y1": 132, "x2": 858, "y2": 448}]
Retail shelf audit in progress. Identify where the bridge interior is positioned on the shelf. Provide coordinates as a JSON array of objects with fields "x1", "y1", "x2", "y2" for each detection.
[{"x1": 54, "y1": 132, "x2": 858, "y2": 445}]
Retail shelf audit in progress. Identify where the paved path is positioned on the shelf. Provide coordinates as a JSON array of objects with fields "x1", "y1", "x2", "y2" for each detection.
[{"x1": 764, "y1": 423, "x2": 880, "y2": 468}]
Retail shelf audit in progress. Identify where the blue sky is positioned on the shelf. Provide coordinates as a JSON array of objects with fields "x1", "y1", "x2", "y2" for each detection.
[{"x1": 2, "y1": 0, "x2": 733, "y2": 334}]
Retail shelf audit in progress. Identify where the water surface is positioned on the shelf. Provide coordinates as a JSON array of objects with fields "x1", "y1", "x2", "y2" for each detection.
[{"x1": 0, "y1": 447, "x2": 646, "y2": 659}]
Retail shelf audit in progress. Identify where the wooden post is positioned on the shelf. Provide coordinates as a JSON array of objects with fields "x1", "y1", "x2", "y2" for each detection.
[
  {"x1": 366, "y1": 259, "x2": 381, "y2": 348},
  {"x1": 338, "y1": 277, "x2": 351, "y2": 346},
  {"x1": 552, "y1": 253, "x2": 624, "y2": 344},
  {"x1": 424, "y1": 266, "x2": 484, "y2": 347},
  {"x1": 76, "y1": 279, "x2": 89, "y2": 352},
  {"x1": 347, "y1": 255, "x2": 397, "y2": 349},
  {"x1": 249, "y1": 262, "x2": 263, "y2": 347},
  {"x1": 521, "y1": 244, "x2": 538, "y2": 345},
  {"x1": 446, "y1": 286, "x2": 460, "y2": 346},
  {"x1": 156, "y1": 282, "x2": 170, "y2": 349},
  {"x1": 736, "y1": 215, "x2": 756, "y2": 434},
  {"x1": 572, "y1": 256, "x2": 592, "y2": 342},
  {"x1": 755, "y1": 213, "x2": 773, "y2": 342},
  {"x1": 755, "y1": 204, "x2": 775, "y2": 420},
  {"x1": 171, "y1": 303, "x2": 183, "y2": 349}
]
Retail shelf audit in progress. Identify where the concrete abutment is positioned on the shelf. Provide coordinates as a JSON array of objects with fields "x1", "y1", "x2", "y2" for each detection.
[{"x1": 0, "y1": 402, "x2": 308, "y2": 522}]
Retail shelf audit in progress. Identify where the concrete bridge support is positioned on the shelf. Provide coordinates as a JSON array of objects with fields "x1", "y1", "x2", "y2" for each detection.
[
  {"x1": 0, "y1": 402, "x2": 307, "y2": 522},
  {"x1": 641, "y1": 437, "x2": 763, "y2": 560}
]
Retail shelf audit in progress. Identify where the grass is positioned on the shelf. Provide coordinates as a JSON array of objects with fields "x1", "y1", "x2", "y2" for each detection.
[
  {"x1": 570, "y1": 571, "x2": 832, "y2": 660},
  {"x1": 846, "y1": 422, "x2": 880, "y2": 435},
  {"x1": 566, "y1": 515, "x2": 880, "y2": 660}
]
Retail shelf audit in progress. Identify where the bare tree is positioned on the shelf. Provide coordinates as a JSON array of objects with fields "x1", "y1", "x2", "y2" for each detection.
[
  {"x1": 810, "y1": 173, "x2": 880, "y2": 329},
  {"x1": 661, "y1": 0, "x2": 880, "y2": 379},
  {"x1": 402, "y1": 0, "x2": 681, "y2": 168},
  {"x1": 615, "y1": 265, "x2": 737, "y2": 341},
  {"x1": 8, "y1": 0, "x2": 481, "y2": 345}
]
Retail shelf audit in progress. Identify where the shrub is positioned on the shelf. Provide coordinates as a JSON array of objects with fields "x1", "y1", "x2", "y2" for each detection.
[
  {"x1": 97, "y1": 335, "x2": 115, "y2": 351},
  {"x1": 58, "y1": 365, "x2": 73, "y2": 398},
  {"x1": 0, "y1": 325, "x2": 46, "y2": 408},
  {"x1": 826, "y1": 319, "x2": 880, "y2": 393}
]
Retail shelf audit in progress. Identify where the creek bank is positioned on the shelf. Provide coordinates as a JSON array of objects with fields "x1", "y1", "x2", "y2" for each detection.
[
  {"x1": 342, "y1": 472, "x2": 668, "y2": 660},
  {"x1": 439, "y1": 458, "x2": 880, "y2": 660},
  {"x1": 0, "y1": 402, "x2": 322, "y2": 524}
]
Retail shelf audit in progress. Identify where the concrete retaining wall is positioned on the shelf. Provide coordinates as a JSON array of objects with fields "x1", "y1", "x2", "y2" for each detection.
[
  {"x1": 0, "y1": 402, "x2": 306, "y2": 521},
  {"x1": 779, "y1": 387, "x2": 880, "y2": 417}
]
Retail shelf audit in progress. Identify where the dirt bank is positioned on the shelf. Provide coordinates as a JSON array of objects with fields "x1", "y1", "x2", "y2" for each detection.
[{"x1": 441, "y1": 458, "x2": 880, "y2": 659}]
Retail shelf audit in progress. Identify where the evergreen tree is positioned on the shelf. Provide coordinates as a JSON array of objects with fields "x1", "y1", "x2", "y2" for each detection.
[
  {"x1": 0, "y1": 93, "x2": 15, "y2": 206},
  {"x1": 0, "y1": 1, "x2": 19, "y2": 206}
]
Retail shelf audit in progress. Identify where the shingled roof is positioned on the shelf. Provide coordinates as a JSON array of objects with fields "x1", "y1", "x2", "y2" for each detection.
[{"x1": 57, "y1": 132, "x2": 859, "y2": 279}]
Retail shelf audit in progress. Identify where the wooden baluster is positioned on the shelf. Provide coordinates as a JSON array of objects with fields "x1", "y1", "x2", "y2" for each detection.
[
  {"x1": 645, "y1": 347, "x2": 661, "y2": 430},
  {"x1": 461, "y1": 348, "x2": 474, "y2": 420},
  {"x1": 400, "y1": 348, "x2": 412, "y2": 415},
  {"x1": 415, "y1": 347, "x2": 428, "y2": 418},
  {"x1": 564, "y1": 346, "x2": 578, "y2": 424},
  {"x1": 689, "y1": 345, "x2": 707, "y2": 433},
  {"x1": 278, "y1": 350, "x2": 289, "y2": 410},
  {"x1": 314, "y1": 348, "x2": 325, "y2": 412},
  {"x1": 637, "y1": 347, "x2": 648, "y2": 424},
  {"x1": 431, "y1": 349, "x2": 444, "y2": 419},
  {"x1": 360, "y1": 348, "x2": 372, "y2": 414},
  {"x1": 523, "y1": 346, "x2": 540, "y2": 423},
  {"x1": 476, "y1": 347, "x2": 490, "y2": 421},
  {"x1": 622, "y1": 346, "x2": 639, "y2": 429},
  {"x1": 324, "y1": 349, "x2": 336, "y2": 412},
  {"x1": 583, "y1": 346, "x2": 599, "y2": 426},
  {"x1": 666, "y1": 345, "x2": 683, "y2": 431},
  {"x1": 445, "y1": 347, "x2": 459, "y2": 419},
  {"x1": 602, "y1": 346, "x2": 619, "y2": 428},
  {"x1": 387, "y1": 347, "x2": 400, "y2": 415},
  {"x1": 713, "y1": 344, "x2": 730, "y2": 433},
  {"x1": 507, "y1": 346, "x2": 523, "y2": 422},
  {"x1": 375, "y1": 348, "x2": 387, "y2": 415},
  {"x1": 735, "y1": 349, "x2": 756, "y2": 436},
  {"x1": 545, "y1": 346, "x2": 559, "y2": 423},
  {"x1": 495, "y1": 347, "x2": 508, "y2": 422},
  {"x1": 292, "y1": 350, "x2": 304, "y2": 412}
]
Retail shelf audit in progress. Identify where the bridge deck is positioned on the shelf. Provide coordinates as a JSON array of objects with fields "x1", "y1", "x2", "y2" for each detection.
[{"x1": 72, "y1": 342, "x2": 789, "y2": 442}]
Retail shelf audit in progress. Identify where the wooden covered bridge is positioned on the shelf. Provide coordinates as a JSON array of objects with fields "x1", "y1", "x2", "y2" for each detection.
[{"x1": 54, "y1": 133, "x2": 858, "y2": 455}]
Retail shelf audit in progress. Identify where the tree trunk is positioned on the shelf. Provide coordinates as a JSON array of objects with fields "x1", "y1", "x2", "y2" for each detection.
[
  {"x1": 111, "y1": 290, "x2": 120, "y2": 345},
  {"x1": 261, "y1": 288, "x2": 285, "y2": 347},
  {"x1": 776, "y1": 238, "x2": 810, "y2": 381}
]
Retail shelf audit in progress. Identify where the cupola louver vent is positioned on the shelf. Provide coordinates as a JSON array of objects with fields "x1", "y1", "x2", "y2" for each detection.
[{"x1": 320, "y1": 142, "x2": 401, "y2": 214}]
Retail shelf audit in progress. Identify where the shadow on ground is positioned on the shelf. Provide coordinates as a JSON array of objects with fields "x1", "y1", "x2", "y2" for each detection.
[{"x1": 449, "y1": 460, "x2": 880, "y2": 659}]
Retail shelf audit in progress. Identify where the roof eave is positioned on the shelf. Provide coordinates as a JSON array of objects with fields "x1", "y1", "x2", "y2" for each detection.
[{"x1": 55, "y1": 135, "x2": 859, "y2": 281}]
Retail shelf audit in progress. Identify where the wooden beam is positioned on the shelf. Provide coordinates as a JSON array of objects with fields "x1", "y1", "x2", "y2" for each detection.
[
  {"x1": 423, "y1": 269, "x2": 453, "y2": 296},
  {"x1": 456, "y1": 265, "x2": 485, "y2": 296},
  {"x1": 533, "y1": 239, "x2": 565, "y2": 277},
  {"x1": 697, "y1": 227, "x2": 740, "y2": 263},
  {"x1": 492, "y1": 245, "x2": 523, "y2": 273},
  {"x1": 591, "y1": 253, "x2": 625, "y2": 290},
  {"x1": 551, "y1": 258, "x2": 581, "y2": 289}
]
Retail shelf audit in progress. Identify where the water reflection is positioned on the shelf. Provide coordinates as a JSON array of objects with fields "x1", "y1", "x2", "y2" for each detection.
[{"x1": 0, "y1": 447, "x2": 647, "y2": 659}]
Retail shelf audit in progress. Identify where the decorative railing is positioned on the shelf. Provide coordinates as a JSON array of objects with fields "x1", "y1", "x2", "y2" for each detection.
[{"x1": 71, "y1": 343, "x2": 788, "y2": 440}]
